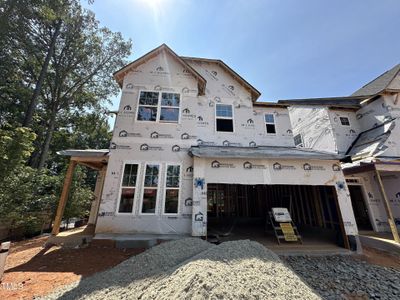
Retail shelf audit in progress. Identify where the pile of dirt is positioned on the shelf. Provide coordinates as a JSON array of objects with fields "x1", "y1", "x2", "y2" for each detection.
[{"x1": 44, "y1": 238, "x2": 320, "y2": 300}]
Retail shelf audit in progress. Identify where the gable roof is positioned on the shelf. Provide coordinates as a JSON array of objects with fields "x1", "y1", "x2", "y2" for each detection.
[
  {"x1": 113, "y1": 44, "x2": 207, "y2": 95},
  {"x1": 181, "y1": 56, "x2": 261, "y2": 102},
  {"x1": 352, "y1": 64, "x2": 400, "y2": 96}
]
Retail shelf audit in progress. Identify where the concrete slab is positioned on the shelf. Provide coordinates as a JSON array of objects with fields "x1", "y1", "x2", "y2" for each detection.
[
  {"x1": 93, "y1": 233, "x2": 189, "y2": 249},
  {"x1": 359, "y1": 234, "x2": 400, "y2": 255}
]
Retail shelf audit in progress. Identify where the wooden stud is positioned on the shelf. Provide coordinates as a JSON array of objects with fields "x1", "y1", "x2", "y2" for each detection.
[
  {"x1": 51, "y1": 160, "x2": 77, "y2": 235},
  {"x1": 375, "y1": 170, "x2": 400, "y2": 243},
  {"x1": 332, "y1": 186, "x2": 351, "y2": 250}
]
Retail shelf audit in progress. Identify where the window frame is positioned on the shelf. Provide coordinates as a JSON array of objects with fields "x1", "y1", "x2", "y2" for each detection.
[
  {"x1": 294, "y1": 133, "x2": 304, "y2": 147},
  {"x1": 139, "y1": 162, "x2": 161, "y2": 215},
  {"x1": 264, "y1": 113, "x2": 276, "y2": 135},
  {"x1": 162, "y1": 163, "x2": 182, "y2": 216},
  {"x1": 115, "y1": 161, "x2": 141, "y2": 215},
  {"x1": 339, "y1": 116, "x2": 350, "y2": 126},
  {"x1": 215, "y1": 103, "x2": 235, "y2": 133},
  {"x1": 135, "y1": 90, "x2": 181, "y2": 124}
]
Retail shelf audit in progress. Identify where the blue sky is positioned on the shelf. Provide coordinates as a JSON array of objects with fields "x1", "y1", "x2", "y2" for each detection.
[{"x1": 82, "y1": 0, "x2": 400, "y2": 126}]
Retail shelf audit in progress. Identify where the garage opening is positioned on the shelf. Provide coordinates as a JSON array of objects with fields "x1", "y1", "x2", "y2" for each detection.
[{"x1": 207, "y1": 184, "x2": 347, "y2": 249}]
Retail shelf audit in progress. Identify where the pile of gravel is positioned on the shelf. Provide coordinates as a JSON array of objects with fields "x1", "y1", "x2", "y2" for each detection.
[
  {"x1": 44, "y1": 238, "x2": 320, "y2": 300},
  {"x1": 283, "y1": 255, "x2": 400, "y2": 300}
]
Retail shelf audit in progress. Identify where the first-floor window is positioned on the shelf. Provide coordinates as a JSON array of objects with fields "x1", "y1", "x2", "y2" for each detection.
[
  {"x1": 141, "y1": 164, "x2": 159, "y2": 214},
  {"x1": 118, "y1": 164, "x2": 139, "y2": 213},
  {"x1": 164, "y1": 165, "x2": 180, "y2": 214}
]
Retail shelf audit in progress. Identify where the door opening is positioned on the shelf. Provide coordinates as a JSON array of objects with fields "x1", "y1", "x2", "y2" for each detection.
[{"x1": 348, "y1": 185, "x2": 373, "y2": 230}]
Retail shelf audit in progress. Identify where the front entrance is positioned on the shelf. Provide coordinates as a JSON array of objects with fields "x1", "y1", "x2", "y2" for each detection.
[{"x1": 348, "y1": 185, "x2": 373, "y2": 230}]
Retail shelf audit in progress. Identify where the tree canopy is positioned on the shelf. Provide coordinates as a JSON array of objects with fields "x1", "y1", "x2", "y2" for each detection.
[{"x1": 0, "y1": 0, "x2": 131, "y2": 237}]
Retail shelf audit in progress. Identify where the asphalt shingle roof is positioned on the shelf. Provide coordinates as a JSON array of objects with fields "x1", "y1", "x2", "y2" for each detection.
[{"x1": 351, "y1": 64, "x2": 400, "y2": 96}]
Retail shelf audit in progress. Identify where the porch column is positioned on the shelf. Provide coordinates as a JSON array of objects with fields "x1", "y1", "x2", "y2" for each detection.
[
  {"x1": 51, "y1": 159, "x2": 77, "y2": 235},
  {"x1": 88, "y1": 167, "x2": 106, "y2": 225},
  {"x1": 375, "y1": 169, "x2": 400, "y2": 243}
]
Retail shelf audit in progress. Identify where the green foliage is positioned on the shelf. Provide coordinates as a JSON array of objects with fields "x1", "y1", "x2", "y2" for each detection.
[{"x1": 0, "y1": 0, "x2": 129, "y2": 238}]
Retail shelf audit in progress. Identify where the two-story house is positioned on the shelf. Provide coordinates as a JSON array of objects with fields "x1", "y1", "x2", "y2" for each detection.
[
  {"x1": 282, "y1": 64, "x2": 400, "y2": 241},
  {"x1": 52, "y1": 44, "x2": 359, "y2": 250}
]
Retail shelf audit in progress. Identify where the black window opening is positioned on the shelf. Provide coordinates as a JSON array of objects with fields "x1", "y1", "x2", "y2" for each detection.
[
  {"x1": 216, "y1": 104, "x2": 234, "y2": 132},
  {"x1": 340, "y1": 117, "x2": 350, "y2": 126},
  {"x1": 216, "y1": 119, "x2": 234, "y2": 132},
  {"x1": 294, "y1": 133, "x2": 303, "y2": 147}
]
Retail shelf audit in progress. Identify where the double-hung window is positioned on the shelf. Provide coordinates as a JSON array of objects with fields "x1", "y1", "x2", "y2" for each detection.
[
  {"x1": 137, "y1": 91, "x2": 180, "y2": 123},
  {"x1": 216, "y1": 104, "x2": 234, "y2": 132},
  {"x1": 265, "y1": 113, "x2": 276, "y2": 134},
  {"x1": 164, "y1": 165, "x2": 180, "y2": 214},
  {"x1": 118, "y1": 164, "x2": 139, "y2": 213},
  {"x1": 141, "y1": 164, "x2": 159, "y2": 214},
  {"x1": 160, "y1": 93, "x2": 180, "y2": 123}
]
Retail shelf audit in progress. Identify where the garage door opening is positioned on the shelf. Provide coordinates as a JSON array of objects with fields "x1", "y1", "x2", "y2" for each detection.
[{"x1": 207, "y1": 184, "x2": 348, "y2": 249}]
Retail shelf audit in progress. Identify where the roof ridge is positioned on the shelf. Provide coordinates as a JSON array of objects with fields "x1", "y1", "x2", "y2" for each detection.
[{"x1": 351, "y1": 63, "x2": 400, "y2": 96}]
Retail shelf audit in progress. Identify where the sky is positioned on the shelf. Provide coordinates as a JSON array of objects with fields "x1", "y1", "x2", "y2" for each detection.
[{"x1": 82, "y1": 0, "x2": 400, "y2": 127}]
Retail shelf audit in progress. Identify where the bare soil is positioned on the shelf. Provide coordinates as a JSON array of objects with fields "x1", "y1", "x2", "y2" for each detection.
[
  {"x1": 356, "y1": 246, "x2": 400, "y2": 270},
  {"x1": 0, "y1": 236, "x2": 144, "y2": 300}
]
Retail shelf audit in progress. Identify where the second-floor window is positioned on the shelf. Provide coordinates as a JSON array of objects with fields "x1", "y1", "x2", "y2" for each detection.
[
  {"x1": 294, "y1": 133, "x2": 303, "y2": 147},
  {"x1": 265, "y1": 113, "x2": 276, "y2": 134},
  {"x1": 216, "y1": 104, "x2": 234, "y2": 132},
  {"x1": 137, "y1": 91, "x2": 180, "y2": 123},
  {"x1": 340, "y1": 117, "x2": 350, "y2": 126}
]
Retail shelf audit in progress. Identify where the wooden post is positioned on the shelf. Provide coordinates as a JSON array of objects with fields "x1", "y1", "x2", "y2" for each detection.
[
  {"x1": 51, "y1": 160, "x2": 77, "y2": 235},
  {"x1": 375, "y1": 169, "x2": 400, "y2": 243}
]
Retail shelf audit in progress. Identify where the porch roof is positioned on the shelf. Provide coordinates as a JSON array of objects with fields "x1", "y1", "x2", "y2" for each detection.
[
  {"x1": 189, "y1": 145, "x2": 345, "y2": 161},
  {"x1": 57, "y1": 149, "x2": 109, "y2": 170}
]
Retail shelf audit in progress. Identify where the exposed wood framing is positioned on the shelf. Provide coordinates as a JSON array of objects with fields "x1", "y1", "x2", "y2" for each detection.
[
  {"x1": 375, "y1": 170, "x2": 400, "y2": 243},
  {"x1": 51, "y1": 160, "x2": 77, "y2": 235}
]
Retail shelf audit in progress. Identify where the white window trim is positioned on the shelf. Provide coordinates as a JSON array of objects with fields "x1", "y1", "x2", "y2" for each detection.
[
  {"x1": 162, "y1": 163, "x2": 182, "y2": 216},
  {"x1": 139, "y1": 162, "x2": 161, "y2": 215},
  {"x1": 264, "y1": 113, "x2": 276, "y2": 135},
  {"x1": 115, "y1": 161, "x2": 141, "y2": 215},
  {"x1": 135, "y1": 90, "x2": 181, "y2": 124},
  {"x1": 215, "y1": 103, "x2": 235, "y2": 133},
  {"x1": 340, "y1": 116, "x2": 351, "y2": 126}
]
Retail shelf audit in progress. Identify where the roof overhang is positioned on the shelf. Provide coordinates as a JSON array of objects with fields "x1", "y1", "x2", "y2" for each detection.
[
  {"x1": 189, "y1": 145, "x2": 345, "y2": 161},
  {"x1": 181, "y1": 56, "x2": 261, "y2": 102},
  {"x1": 57, "y1": 149, "x2": 109, "y2": 170},
  {"x1": 113, "y1": 44, "x2": 207, "y2": 96},
  {"x1": 253, "y1": 102, "x2": 288, "y2": 108},
  {"x1": 277, "y1": 95, "x2": 375, "y2": 109},
  {"x1": 343, "y1": 161, "x2": 400, "y2": 175}
]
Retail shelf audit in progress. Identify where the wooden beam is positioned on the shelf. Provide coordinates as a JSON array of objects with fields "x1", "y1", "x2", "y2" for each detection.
[
  {"x1": 375, "y1": 170, "x2": 400, "y2": 243},
  {"x1": 51, "y1": 160, "x2": 77, "y2": 235},
  {"x1": 332, "y1": 186, "x2": 350, "y2": 250}
]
